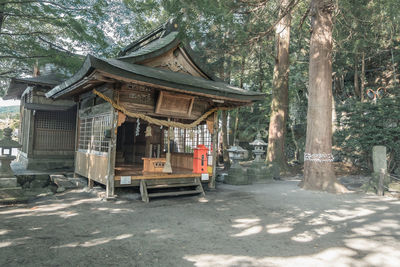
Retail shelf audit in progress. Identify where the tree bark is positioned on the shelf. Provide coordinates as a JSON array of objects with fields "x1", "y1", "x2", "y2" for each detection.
[
  {"x1": 0, "y1": 3, "x2": 5, "y2": 33},
  {"x1": 221, "y1": 110, "x2": 230, "y2": 170},
  {"x1": 354, "y1": 54, "x2": 360, "y2": 98},
  {"x1": 266, "y1": 0, "x2": 291, "y2": 175},
  {"x1": 361, "y1": 51, "x2": 365, "y2": 101},
  {"x1": 300, "y1": 0, "x2": 347, "y2": 193}
]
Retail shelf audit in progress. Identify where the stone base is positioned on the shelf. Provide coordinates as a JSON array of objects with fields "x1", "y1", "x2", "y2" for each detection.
[
  {"x1": 362, "y1": 172, "x2": 391, "y2": 193},
  {"x1": 17, "y1": 153, "x2": 74, "y2": 171},
  {"x1": 0, "y1": 177, "x2": 18, "y2": 188},
  {"x1": 247, "y1": 162, "x2": 272, "y2": 181},
  {"x1": 224, "y1": 167, "x2": 251, "y2": 185},
  {"x1": 0, "y1": 187, "x2": 27, "y2": 204}
]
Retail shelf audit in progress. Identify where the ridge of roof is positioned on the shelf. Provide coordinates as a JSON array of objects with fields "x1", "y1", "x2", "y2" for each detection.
[{"x1": 118, "y1": 19, "x2": 178, "y2": 57}]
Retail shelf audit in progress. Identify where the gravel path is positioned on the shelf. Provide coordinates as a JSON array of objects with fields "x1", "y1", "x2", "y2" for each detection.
[{"x1": 1, "y1": 178, "x2": 400, "y2": 267}]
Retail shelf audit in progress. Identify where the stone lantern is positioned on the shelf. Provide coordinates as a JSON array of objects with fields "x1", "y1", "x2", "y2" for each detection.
[
  {"x1": 227, "y1": 144, "x2": 247, "y2": 168},
  {"x1": 225, "y1": 143, "x2": 250, "y2": 185},
  {"x1": 247, "y1": 133, "x2": 269, "y2": 181},
  {"x1": 249, "y1": 133, "x2": 268, "y2": 162},
  {"x1": 0, "y1": 128, "x2": 21, "y2": 188}
]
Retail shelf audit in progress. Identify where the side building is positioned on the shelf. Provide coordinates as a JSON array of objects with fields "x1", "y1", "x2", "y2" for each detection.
[{"x1": 4, "y1": 73, "x2": 76, "y2": 170}]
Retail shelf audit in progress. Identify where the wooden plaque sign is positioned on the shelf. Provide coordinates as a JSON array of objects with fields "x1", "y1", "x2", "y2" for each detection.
[{"x1": 155, "y1": 91, "x2": 194, "y2": 117}]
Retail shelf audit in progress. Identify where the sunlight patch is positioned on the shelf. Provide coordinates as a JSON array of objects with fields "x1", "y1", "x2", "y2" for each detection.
[
  {"x1": 291, "y1": 231, "x2": 314, "y2": 242},
  {"x1": 266, "y1": 224, "x2": 293, "y2": 234},
  {"x1": 0, "y1": 229, "x2": 10, "y2": 235},
  {"x1": 233, "y1": 226, "x2": 263, "y2": 237},
  {"x1": 51, "y1": 234, "x2": 133, "y2": 249},
  {"x1": 314, "y1": 226, "x2": 334, "y2": 236},
  {"x1": 198, "y1": 198, "x2": 209, "y2": 203}
]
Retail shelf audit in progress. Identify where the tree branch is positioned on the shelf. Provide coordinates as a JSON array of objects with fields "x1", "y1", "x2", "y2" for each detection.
[
  {"x1": 1, "y1": 1, "x2": 91, "y2": 11},
  {"x1": 0, "y1": 55, "x2": 49, "y2": 59},
  {"x1": 247, "y1": 0, "x2": 301, "y2": 44},
  {"x1": 37, "y1": 36, "x2": 74, "y2": 55},
  {"x1": 2, "y1": 12, "x2": 56, "y2": 20},
  {"x1": 0, "y1": 31, "x2": 51, "y2": 36}
]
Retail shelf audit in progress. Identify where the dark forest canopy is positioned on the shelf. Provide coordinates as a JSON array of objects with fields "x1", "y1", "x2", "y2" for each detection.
[{"x1": 1, "y1": 0, "x2": 400, "y2": 177}]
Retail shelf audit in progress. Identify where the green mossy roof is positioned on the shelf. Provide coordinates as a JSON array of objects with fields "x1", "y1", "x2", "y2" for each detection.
[{"x1": 46, "y1": 55, "x2": 264, "y2": 102}]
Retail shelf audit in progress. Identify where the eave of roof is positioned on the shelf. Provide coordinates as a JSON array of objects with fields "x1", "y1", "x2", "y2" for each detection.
[
  {"x1": 46, "y1": 55, "x2": 265, "y2": 102},
  {"x1": 4, "y1": 74, "x2": 65, "y2": 100}
]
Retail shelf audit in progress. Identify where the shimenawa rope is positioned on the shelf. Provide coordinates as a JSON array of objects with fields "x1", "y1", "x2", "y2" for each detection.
[{"x1": 93, "y1": 89, "x2": 231, "y2": 129}]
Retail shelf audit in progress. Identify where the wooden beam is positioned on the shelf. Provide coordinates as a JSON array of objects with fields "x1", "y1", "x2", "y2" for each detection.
[
  {"x1": 97, "y1": 70, "x2": 252, "y2": 105},
  {"x1": 115, "y1": 173, "x2": 201, "y2": 181},
  {"x1": 209, "y1": 111, "x2": 218, "y2": 189},
  {"x1": 106, "y1": 89, "x2": 118, "y2": 198}
]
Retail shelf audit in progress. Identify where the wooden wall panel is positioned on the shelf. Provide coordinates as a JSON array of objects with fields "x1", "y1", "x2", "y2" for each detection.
[
  {"x1": 171, "y1": 153, "x2": 193, "y2": 170},
  {"x1": 75, "y1": 151, "x2": 108, "y2": 185}
]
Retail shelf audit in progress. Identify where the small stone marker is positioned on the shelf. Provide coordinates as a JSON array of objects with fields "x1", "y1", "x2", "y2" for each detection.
[
  {"x1": 372, "y1": 146, "x2": 389, "y2": 196},
  {"x1": 372, "y1": 146, "x2": 387, "y2": 173}
]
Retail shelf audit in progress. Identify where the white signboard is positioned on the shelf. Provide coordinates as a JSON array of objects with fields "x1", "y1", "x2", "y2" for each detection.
[
  {"x1": 201, "y1": 173, "x2": 209, "y2": 181},
  {"x1": 120, "y1": 176, "x2": 131, "y2": 185}
]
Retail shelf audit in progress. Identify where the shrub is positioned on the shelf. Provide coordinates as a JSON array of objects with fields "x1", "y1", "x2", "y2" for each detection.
[{"x1": 335, "y1": 97, "x2": 400, "y2": 173}]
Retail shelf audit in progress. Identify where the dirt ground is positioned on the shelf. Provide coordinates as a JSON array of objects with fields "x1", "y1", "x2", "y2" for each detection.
[{"x1": 1, "y1": 177, "x2": 400, "y2": 267}]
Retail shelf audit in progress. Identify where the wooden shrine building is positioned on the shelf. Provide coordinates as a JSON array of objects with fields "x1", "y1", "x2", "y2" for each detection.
[
  {"x1": 46, "y1": 20, "x2": 264, "y2": 201},
  {"x1": 4, "y1": 73, "x2": 76, "y2": 170}
]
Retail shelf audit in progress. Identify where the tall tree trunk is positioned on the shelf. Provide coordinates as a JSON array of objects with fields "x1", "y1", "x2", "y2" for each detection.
[
  {"x1": 266, "y1": 0, "x2": 291, "y2": 176},
  {"x1": 354, "y1": 54, "x2": 360, "y2": 97},
  {"x1": 232, "y1": 56, "x2": 246, "y2": 145},
  {"x1": 221, "y1": 110, "x2": 230, "y2": 169},
  {"x1": 361, "y1": 52, "x2": 365, "y2": 101},
  {"x1": 219, "y1": 55, "x2": 231, "y2": 169},
  {"x1": 300, "y1": 0, "x2": 347, "y2": 193},
  {"x1": 0, "y1": 3, "x2": 5, "y2": 33}
]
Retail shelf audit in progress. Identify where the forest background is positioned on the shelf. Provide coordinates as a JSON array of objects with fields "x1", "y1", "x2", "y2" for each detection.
[{"x1": 0, "y1": 0, "x2": 399, "y2": 176}]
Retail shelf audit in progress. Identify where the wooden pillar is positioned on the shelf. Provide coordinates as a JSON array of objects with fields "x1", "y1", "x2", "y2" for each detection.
[
  {"x1": 106, "y1": 105, "x2": 118, "y2": 198},
  {"x1": 27, "y1": 110, "x2": 35, "y2": 158},
  {"x1": 73, "y1": 103, "x2": 80, "y2": 179},
  {"x1": 209, "y1": 111, "x2": 218, "y2": 189}
]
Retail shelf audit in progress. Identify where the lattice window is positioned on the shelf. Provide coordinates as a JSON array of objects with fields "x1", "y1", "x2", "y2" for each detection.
[
  {"x1": 78, "y1": 113, "x2": 111, "y2": 154},
  {"x1": 34, "y1": 110, "x2": 75, "y2": 151},
  {"x1": 163, "y1": 124, "x2": 212, "y2": 153}
]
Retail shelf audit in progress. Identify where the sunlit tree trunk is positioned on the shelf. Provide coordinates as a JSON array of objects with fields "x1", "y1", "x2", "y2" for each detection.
[
  {"x1": 221, "y1": 110, "x2": 230, "y2": 169},
  {"x1": 0, "y1": 3, "x2": 5, "y2": 33},
  {"x1": 300, "y1": 0, "x2": 347, "y2": 193},
  {"x1": 266, "y1": 0, "x2": 291, "y2": 175}
]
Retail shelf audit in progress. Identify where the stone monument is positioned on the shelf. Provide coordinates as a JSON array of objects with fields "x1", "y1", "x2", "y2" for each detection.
[{"x1": 366, "y1": 145, "x2": 390, "y2": 194}]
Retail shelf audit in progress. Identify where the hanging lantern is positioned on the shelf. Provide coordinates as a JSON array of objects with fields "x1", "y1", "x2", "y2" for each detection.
[
  {"x1": 163, "y1": 118, "x2": 173, "y2": 173},
  {"x1": 135, "y1": 118, "x2": 140, "y2": 136},
  {"x1": 189, "y1": 129, "x2": 195, "y2": 139},
  {"x1": 145, "y1": 125, "x2": 152, "y2": 137}
]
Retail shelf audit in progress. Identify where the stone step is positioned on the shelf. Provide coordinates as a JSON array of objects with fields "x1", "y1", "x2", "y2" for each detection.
[
  {"x1": 50, "y1": 175, "x2": 87, "y2": 191},
  {"x1": 0, "y1": 187, "x2": 27, "y2": 204}
]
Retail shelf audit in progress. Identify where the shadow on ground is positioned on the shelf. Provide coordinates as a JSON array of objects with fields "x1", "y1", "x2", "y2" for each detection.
[{"x1": 1, "y1": 179, "x2": 399, "y2": 266}]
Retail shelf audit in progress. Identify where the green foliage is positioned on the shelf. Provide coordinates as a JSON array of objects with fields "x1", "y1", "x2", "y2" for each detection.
[
  {"x1": 0, "y1": 0, "x2": 141, "y2": 96},
  {"x1": 335, "y1": 97, "x2": 400, "y2": 172}
]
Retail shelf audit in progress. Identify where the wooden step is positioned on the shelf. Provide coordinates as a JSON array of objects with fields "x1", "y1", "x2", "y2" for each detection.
[
  {"x1": 148, "y1": 189, "x2": 203, "y2": 198},
  {"x1": 140, "y1": 178, "x2": 205, "y2": 202},
  {"x1": 146, "y1": 183, "x2": 198, "y2": 189}
]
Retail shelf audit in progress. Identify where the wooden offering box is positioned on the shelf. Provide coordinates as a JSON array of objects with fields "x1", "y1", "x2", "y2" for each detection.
[{"x1": 142, "y1": 158, "x2": 166, "y2": 173}]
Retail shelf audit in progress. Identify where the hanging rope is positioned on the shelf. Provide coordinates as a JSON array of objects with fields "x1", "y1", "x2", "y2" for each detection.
[{"x1": 93, "y1": 89, "x2": 232, "y2": 129}]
